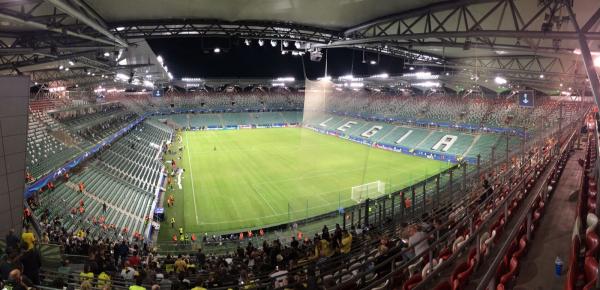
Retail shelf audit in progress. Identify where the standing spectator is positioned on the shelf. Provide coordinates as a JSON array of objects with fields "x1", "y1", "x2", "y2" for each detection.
[
  {"x1": 196, "y1": 248, "x2": 206, "y2": 267},
  {"x1": 118, "y1": 240, "x2": 130, "y2": 264},
  {"x1": 19, "y1": 242, "x2": 41, "y2": 285},
  {"x1": 128, "y1": 251, "x2": 141, "y2": 267},
  {"x1": 408, "y1": 225, "x2": 429, "y2": 259},
  {"x1": 340, "y1": 230, "x2": 352, "y2": 254},
  {"x1": 321, "y1": 225, "x2": 330, "y2": 241},
  {"x1": 174, "y1": 255, "x2": 187, "y2": 273},
  {"x1": 21, "y1": 226, "x2": 35, "y2": 251},
  {"x1": 5, "y1": 229, "x2": 19, "y2": 253}
]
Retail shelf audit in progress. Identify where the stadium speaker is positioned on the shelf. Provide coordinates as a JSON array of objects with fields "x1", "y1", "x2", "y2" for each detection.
[
  {"x1": 201, "y1": 102, "x2": 205, "y2": 107},
  {"x1": 231, "y1": 101, "x2": 236, "y2": 106},
  {"x1": 310, "y1": 50, "x2": 323, "y2": 62},
  {"x1": 170, "y1": 103, "x2": 174, "y2": 108}
]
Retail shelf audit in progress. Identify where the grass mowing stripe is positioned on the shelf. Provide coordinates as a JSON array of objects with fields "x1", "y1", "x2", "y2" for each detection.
[{"x1": 184, "y1": 132, "x2": 200, "y2": 224}]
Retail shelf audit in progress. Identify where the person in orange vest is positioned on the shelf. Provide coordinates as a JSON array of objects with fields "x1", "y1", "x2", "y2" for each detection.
[
  {"x1": 79, "y1": 199, "x2": 84, "y2": 207},
  {"x1": 247, "y1": 230, "x2": 253, "y2": 238},
  {"x1": 172, "y1": 234, "x2": 178, "y2": 242},
  {"x1": 64, "y1": 172, "x2": 69, "y2": 181},
  {"x1": 404, "y1": 197, "x2": 412, "y2": 209},
  {"x1": 259, "y1": 228, "x2": 264, "y2": 236},
  {"x1": 79, "y1": 206, "x2": 85, "y2": 214},
  {"x1": 297, "y1": 231, "x2": 303, "y2": 240},
  {"x1": 191, "y1": 234, "x2": 196, "y2": 241},
  {"x1": 122, "y1": 227, "x2": 128, "y2": 234},
  {"x1": 47, "y1": 181, "x2": 55, "y2": 191},
  {"x1": 78, "y1": 182, "x2": 85, "y2": 193},
  {"x1": 239, "y1": 232, "x2": 244, "y2": 240}
]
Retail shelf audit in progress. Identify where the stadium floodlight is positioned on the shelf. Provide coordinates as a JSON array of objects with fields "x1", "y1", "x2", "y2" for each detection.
[
  {"x1": 58, "y1": 65, "x2": 64, "y2": 70},
  {"x1": 350, "y1": 82, "x2": 364, "y2": 88},
  {"x1": 295, "y1": 41, "x2": 301, "y2": 49},
  {"x1": 64, "y1": 67, "x2": 69, "y2": 71},
  {"x1": 318, "y1": 76, "x2": 331, "y2": 81},
  {"x1": 101, "y1": 74, "x2": 105, "y2": 78},
  {"x1": 539, "y1": 74, "x2": 544, "y2": 79},
  {"x1": 370, "y1": 60, "x2": 377, "y2": 65},
  {"x1": 214, "y1": 47, "x2": 221, "y2": 53},
  {"x1": 281, "y1": 50, "x2": 287, "y2": 55},
  {"x1": 168, "y1": 72, "x2": 173, "y2": 79},
  {"x1": 157, "y1": 55, "x2": 164, "y2": 64},
  {"x1": 494, "y1": 76, "x2": 507, "y2": 85},
  {"x1": 445, "y1": 72, "x2": 450, "y2": 76},
  {"x1": 270, "y1": 40, "x2": 277, "y2": 47},
  {"x1": 283, "y1": 40, "x2": 289, "y2": 47},
  {"x1": 339, "y1": 74, "x2": 355, "y2": 81},
  {"x1": 560, "y1": 83, "x2": 563, "y2": 87},
  {"x1": 68, "y1": 60, "x2": 75, "y2": 66},
  {"x1": 413, "y1": 81, "x2": 440, "y2": 87},
  {"x1": 244, "y1": 39, "x2": 250, "y2": 46},
  {"x1": 116, "y1": 26, "x2": 125, "y2": 31},
  {"x1": 87, "y1": 71, "x2": 91, "y2": 75},
  {"x1": 182, "y1": 77, "x2": 202, "y2": 82},
  {"x1": 103, "y1": 52, "x2": 110, "y2": 57},
  {"x1": 143, "y1": 80, "x2": 154, "y2": 88},
  {"x1": 409, "y1": 66, "x2": 415, "y2": 70},
  {"x1": 371, "y1": 73, "x2": 389, "y2": 79},
  {"x1": 275, "y1": 77, "x2": 295, "y2": 82},
  {"x1": 272, "y1": 82, "x2": 285, "y2": 87},
  {"x1": 258, "y1": 39, "x2": 264, "y2": 46}
]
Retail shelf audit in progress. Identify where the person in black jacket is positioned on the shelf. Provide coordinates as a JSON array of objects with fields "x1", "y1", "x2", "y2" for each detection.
[{"x1": 19, "y1": 242, "x2": 41, "y2": 285}]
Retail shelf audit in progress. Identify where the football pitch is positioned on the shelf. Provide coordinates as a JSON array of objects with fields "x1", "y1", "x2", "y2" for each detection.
[{"x1": 159, "y1": 127, "x2": 448, "y2": 239}]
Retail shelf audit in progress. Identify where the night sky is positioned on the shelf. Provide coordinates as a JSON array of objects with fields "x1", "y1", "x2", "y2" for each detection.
[{"x1": 148, "y1": 38, "x2": 408, "y2": 80}]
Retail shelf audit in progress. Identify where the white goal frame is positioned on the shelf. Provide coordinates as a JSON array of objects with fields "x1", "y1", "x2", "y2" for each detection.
[{"x1": 351, "y1": 180, "x2": 385, "y2": 203}]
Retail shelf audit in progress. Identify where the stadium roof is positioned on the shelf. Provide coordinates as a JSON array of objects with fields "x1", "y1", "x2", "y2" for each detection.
[{"x1": 0, "y1": 0, "x2": 599, "y2": 95}]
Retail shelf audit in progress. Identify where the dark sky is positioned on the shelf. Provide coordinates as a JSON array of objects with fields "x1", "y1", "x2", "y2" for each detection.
[{"x1": 148, "y1": 38, "x2": 408, "y2": 80}]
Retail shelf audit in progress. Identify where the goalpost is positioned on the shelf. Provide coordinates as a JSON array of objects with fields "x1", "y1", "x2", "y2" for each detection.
[{"x1": 351, "y1": 180, "x2": 386, "y2": 203}]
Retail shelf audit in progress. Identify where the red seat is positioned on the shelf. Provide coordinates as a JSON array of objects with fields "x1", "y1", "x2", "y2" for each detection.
[
  {"x1": 512, "y1": 237, "x2": 527, "y2": 259},
  {"x1": 451, "y1": 262, "x2": 473, "y2": 290},
  {"x1": 584, "y1": 256, "x2": 598, "y2": 283},
  {"x1": 433, "y1": 281, "x2": 452, "y2": 290},
  {"x1": 586, "y1": 231, "x2": 599, "y2": 257},
  {"x1": 438, "y1": 247, "x2": 452, "y2": 261},
  {"x1": 583, "y1": 278, "x2": 598, "y2": 290},
  {"x1": 402, "y1": 273, "x2": 422, "y2": 290},
  {"x1": 499, "y1": 257, "x2": 519, "y2": 285}
]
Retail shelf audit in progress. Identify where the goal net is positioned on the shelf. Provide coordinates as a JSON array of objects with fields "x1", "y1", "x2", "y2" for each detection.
[{"x1": 351, "y1": 181, "x2": 385, "y2": 203}]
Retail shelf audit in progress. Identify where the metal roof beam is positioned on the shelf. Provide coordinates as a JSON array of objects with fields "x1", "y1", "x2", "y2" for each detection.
[
  {"x1": 0, "y1": 10, "x2": 119, "y2": 46},
  {"x1": 44, "y1": 0, "x2": 128, "y2": 47}
]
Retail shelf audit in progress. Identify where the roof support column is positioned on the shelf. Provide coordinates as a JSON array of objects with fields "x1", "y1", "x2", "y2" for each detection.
[{"x1": 567, "y1": 6, "x2": 600, "y2": 106}]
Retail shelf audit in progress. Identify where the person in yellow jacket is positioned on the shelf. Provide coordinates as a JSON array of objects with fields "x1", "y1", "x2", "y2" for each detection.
[
  {"x1": 21, "y1": 226, "x2": 36, "y2": 250},
  {"x1": 340, "y1": 230, "x2": 353, "y2": 254},
  {"x1": 79, "y1": 264, "x2": 94, "y2": 283},
  {"x1": 97, "y1": 271, "x2": 111, "y2": 288}
]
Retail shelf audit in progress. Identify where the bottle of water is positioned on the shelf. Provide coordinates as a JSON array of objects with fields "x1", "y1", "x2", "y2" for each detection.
[{"x1": 555, "y1": 256, "x2": 563, "y2": 276}]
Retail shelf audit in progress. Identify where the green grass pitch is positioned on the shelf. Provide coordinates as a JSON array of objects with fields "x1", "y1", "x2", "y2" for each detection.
[{"x1": 159, "y1": 127, "x2": 448, "y2": 239}]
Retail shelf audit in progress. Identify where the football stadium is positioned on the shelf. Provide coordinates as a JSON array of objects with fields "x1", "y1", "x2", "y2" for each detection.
[{"x1": 2, "y1": 0, "x2": 600, "y2": 289}]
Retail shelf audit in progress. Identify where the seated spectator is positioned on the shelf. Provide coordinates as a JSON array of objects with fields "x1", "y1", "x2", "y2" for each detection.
[
  {"x1": 121, "y1": 262, "x2": 137, "y2": 281},
  {"x1": 6, "y1": 269, "x2": 29, "y2": 290},
  {"x1": 80, "y1": 280, "x2": 93, "y2": 290},
  {"x1": 98, "y1": 270, "x2": 111, "y2": 289},
  {"x1": 79, "y1": 264, "x2": 94, "y2": 283}
]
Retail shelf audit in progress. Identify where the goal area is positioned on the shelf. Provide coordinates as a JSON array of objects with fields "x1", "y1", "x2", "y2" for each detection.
[{"x1": 351, "y1": 181, "x2": 385, "y2": 203}]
